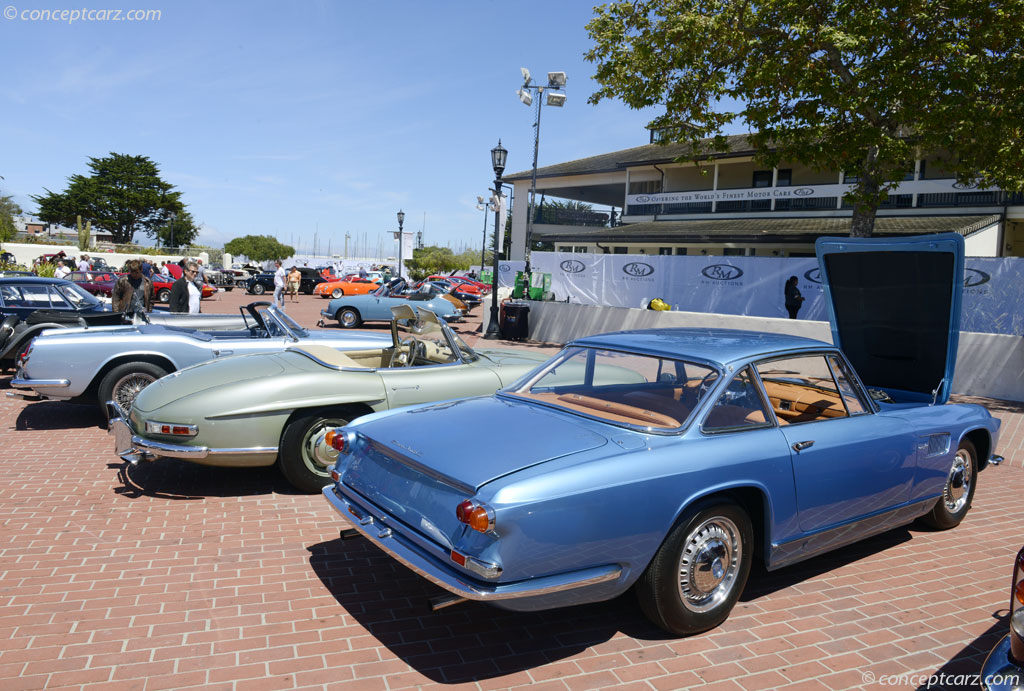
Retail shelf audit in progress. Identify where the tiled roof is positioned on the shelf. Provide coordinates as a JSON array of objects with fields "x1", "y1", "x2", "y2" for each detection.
[
  {"x1": 503, "y1": 133, "x2": 757, "y2": 181},
  {"x1": 534, "y1": 214, "x2": 1001, "y2": 243}
]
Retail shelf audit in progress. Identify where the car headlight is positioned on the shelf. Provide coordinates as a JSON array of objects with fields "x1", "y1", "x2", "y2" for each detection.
[{"x1": 144, "y1": 420, "x2": 198, "y2": 437}]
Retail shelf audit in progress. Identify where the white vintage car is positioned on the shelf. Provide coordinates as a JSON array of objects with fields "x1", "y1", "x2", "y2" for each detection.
[{"x1": 8, "y1": 301, "x2": 390, "y2": 415}]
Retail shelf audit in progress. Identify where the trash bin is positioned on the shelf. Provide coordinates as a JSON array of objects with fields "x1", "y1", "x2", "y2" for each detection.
[{"x1": 499, "y1": 301, "x2": 530, "y2": 341}]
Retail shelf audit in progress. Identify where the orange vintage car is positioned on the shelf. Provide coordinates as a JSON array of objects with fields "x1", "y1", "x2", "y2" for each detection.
[{"x1": 313, "y1": 275, "x2": 381, "y2": 299}]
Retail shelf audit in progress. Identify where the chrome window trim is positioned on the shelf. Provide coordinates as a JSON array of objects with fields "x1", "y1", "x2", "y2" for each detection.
[{"x1": 699, "y1": 365, "x2": 776, "y2": 436}]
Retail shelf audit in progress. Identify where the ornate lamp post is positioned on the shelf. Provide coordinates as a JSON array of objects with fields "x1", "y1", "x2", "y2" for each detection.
[
  {"x1": 484, "y1": 140, "x2": 507, "y2": 339},
  {"x1": 396, "y1": 209, "x2": 405, "y2": 279}
]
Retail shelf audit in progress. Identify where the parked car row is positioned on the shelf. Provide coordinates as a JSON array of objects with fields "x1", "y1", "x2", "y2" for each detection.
[{"x1": 0, "y1": 234, "x2": 1013, "y2": 650}]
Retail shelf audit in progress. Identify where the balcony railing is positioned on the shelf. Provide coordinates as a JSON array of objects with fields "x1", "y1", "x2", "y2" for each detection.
[{"x1": 533, "y1": 207, "x2": 612, "y2": 227}]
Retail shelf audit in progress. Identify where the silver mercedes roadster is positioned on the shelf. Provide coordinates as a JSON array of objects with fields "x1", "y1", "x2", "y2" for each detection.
[{"x1": 8, "y1": 301, "x2": 391, "y2": 415}]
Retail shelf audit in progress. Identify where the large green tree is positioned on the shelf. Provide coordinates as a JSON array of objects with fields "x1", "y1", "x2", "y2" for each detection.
[
  {"x1": 586, "y1": 0, "x2": 1024, "y2": 236},
  {"x1": 153, "y1": 210, "x2": 199, "y2": 248},
  {"x1": 33, "y1": 153, "x2": 186, "y2": 244},
  {"x1": 224, "y1": 234, "x2": 295, "y2": 262},
  {"x1": 0, "y1": 193, "x2": 22, "y2": 245}
]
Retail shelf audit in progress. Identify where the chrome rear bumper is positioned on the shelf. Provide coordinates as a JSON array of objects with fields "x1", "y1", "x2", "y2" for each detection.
[
  {"x1": 108, "y1": 416, "x2": 277, "y2": 464},
  {"x1": 321, "y1": 484, "x2": 622, "y2": 602}
]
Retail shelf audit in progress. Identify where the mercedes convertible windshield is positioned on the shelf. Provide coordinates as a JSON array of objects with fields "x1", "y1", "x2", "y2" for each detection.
[{"x1": 505, "y1": 346, "x2": 719, "y2": 430}]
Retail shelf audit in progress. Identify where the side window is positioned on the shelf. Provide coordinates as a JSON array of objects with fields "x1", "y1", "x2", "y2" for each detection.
[
  {"x1": 828, "y1": 355, "x2": 868, "y2": 415},
  {"x1": 756, "y1": 355, "x2": 850, "y2": 425},
  {"x1": 702, "y1": 367, "x2": 771, "y2": 432},
  {"x1": 20, "y1": 286, "x2": 54, "y2": 309}
]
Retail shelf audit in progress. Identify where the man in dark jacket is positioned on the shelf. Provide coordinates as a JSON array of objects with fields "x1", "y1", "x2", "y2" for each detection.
[
  {"x1": 169, "y1": 261, "x2": 202, "y2": 313},
  {"x1": 112, "y1": 260, "x2": 153, "y2": 314}
]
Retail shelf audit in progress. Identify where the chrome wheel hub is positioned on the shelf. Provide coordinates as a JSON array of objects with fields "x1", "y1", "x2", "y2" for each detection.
[
  {"x1": 678, "y1": 517, "x2": 741, "y2": 613},
  {"x1": 302, "y1": 419, "x2": 347, "y2": 474},
  {"x1": 943, "y1": 450, "x2": 972, "y2": 512}
]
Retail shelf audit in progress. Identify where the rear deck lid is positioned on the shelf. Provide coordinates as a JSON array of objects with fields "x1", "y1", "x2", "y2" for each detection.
[{"x1": 815, "y1": 233, "x2": 964, "y2": 404}]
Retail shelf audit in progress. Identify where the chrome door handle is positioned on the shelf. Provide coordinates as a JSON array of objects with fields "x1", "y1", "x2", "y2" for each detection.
[{"x1": 792, "y1": 440, "x2": 814, "y2": 451}]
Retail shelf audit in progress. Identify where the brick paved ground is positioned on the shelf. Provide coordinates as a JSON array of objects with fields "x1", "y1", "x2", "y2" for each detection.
[{"x1": 0, "y1": 288, "x2": 1021, "y2": 691}]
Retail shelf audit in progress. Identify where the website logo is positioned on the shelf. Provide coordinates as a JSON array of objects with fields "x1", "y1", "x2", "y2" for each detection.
[
  {"x1": 803, "y1": 268, "x2": 822, "y2": 284},
  {"x1": 560, "y1": 260, "x2": 586, "y2": 273},
  {"x1": 964, "y1": 268, "x2": 991, "y2": 287}
]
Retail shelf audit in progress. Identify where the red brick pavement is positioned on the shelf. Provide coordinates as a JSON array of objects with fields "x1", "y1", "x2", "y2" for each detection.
[{"x1": 0, "y1": 288, "x2": 1020, "y2": 691}]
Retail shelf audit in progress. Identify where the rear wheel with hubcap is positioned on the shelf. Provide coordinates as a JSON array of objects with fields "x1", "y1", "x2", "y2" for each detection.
[
  {"x1": 637, "y1": 500, "x2": 752, "y2": 636},
  {"x1": 279, "y1": 408, "x2": 355, "y2": 493},
  {"x1": 251, "y1": 283, "x2": 265, "y2": 295},
  {"x1": 921, "y1": 439, "x2": 977, "y2": 529},
  {"x1": 156, "y1": 288, "x2": 171, "y2": 302},
  {"x1": 331, "y1": 288, "x2": 344, "y2": 299}
]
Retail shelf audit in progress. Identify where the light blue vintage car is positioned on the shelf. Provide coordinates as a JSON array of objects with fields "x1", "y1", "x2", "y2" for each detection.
[
  {"x1": 319, "y1": 278, "x2": 462, "y2": 328},
  {"x1": 320, "y1": 233, "x2": 1003, "y2": 636}
]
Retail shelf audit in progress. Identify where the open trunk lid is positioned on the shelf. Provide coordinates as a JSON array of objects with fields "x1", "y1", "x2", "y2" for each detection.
[{"x1": 815, "y1": 233, "x2": 964, "y2": 404}]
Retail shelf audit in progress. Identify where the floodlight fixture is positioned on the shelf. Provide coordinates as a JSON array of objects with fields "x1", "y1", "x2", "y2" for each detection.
[
  {"x1": 547, "y1": 71, "x2": 567, "y2": 88},
  {"x1": 517, "y1": 87, "x2": 533, "y2": 106},
  {"x1": 546, "y1": 91, "x2": 566, "y2": 107},
  {"x1": 520, "y1": 67, "x2": 532, "y2": 85}
]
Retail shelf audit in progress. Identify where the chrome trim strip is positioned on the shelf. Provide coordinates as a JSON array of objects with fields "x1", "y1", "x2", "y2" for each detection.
[
  {"x1": 322, "y1": 485, "x2": 622, "y2": 601},
  {"x1": 10, "y1": 377, "x2": 70, "y2": 389},
  {"x1": 6, "y1": 390, "x2": 41, "y2": 400},
  {"x1": 108, "y1": 417, "x2": 277, "y2": 460}
]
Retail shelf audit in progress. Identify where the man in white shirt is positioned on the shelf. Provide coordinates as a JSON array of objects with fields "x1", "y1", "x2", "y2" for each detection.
[
  {"x1": 273, "y1": 260, "x2": 286, "y2": 308},
  {"x1": 54, "y1": 262, "x2": 71, "y2": 279},
  {"x1": 77, "y1": 254, "x2": 91, "y2": 271}
]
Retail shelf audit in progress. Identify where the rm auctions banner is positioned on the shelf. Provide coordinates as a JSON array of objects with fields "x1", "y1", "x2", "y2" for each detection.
[{"x1": 530, "y1": 252, "x2": 1023, "y2": 335}]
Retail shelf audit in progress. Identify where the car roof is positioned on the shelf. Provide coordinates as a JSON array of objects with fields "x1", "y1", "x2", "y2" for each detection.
[
  {"x1": 0, "y1": 276, "x2": 72, "y2": 285},
  {"x1": 570, "y1": 327, "x2": 833, "y2": 366}
]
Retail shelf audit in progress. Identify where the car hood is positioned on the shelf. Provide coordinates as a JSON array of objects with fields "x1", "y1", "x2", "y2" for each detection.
[
  {"x1": 345, "y1": 395, "x2": 609, "y2": 491},
  {"x1": 815, "y1": 233, "x2": 965, "y2": 405},
  {"x1": 132, "y1": 352, "x2": 286, "y2": 412}
]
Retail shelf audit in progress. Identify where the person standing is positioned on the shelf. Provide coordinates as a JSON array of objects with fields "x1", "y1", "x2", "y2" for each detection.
[
  {"x1": 160, "y1": 261, "x2": 170, "y2": 278},
  {"x1": 54, "y1": 262, "x2": 71, "y2": 280},
  {"x1": 273, "y1": 260, "x2": 286, "y2": 308},
  {"x1": 784, "y1": 275, "x2": 805, "y2": 319},
  {"x1": 195, "y1": 259, "x2": 206, "y2": 283},
  {"x1": 140, "y1": 258, "x2": 152, "y2": 278},
  {"x1": 77, "y1": 254, "x2": 91, "y2": 271},
  {"x1": 112, "y1": 260, "x2": 153, "y2": 314},
  {"x1": 169, "y1": 261, "x2": 202, "y2": 313},
  {"x1": 287, "y1": 266, "x2": 301, "y2": 302}
]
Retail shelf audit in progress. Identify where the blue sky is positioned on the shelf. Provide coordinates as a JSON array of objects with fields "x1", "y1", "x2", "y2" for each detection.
[{"x1": 0, "y1": 0, "x2": 686, "y2": 257}]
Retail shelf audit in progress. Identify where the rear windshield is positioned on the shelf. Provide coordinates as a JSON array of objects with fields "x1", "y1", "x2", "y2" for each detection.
[{"x1": 505, "y1": 346, "x2": 719, "y2": 430}]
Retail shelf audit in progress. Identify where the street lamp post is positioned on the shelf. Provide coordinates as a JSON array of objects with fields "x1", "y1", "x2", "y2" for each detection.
[
  {"x1": 476, "y1": 195, "x2": 493, "y2": 276},
  {"x1": 517, "y1": 68, "x2": 566, "y2": 273},
  {"x1": 484, "y1": 140, "x2": 507, "y2": 339},
  {"x1": 396, "y1": 209, "x2": 405, "y2": 279}
]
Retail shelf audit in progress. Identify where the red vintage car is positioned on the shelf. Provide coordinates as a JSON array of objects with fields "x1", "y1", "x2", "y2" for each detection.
[
  {"x1": 67, "y1": 271, "x2": 117, "y2": 298},
  {"x1": 116, "y1": 272, "x2": 216, "y2": 303},
  {"x1": 428, "y1": 275, "x2": 486, "y2": 295}
]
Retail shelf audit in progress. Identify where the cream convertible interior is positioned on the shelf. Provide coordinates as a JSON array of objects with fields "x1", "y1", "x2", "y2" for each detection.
[{"x1": 288, "y1": 306, "x2": 464, "y2": 370}]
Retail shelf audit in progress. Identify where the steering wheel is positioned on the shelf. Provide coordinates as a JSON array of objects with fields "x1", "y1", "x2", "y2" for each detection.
[
  {"x1": 389, "y1": 338, "x2": 414, "y2": 367},
  {"x1": 696, "y1": 372, "x2": 719, "y2": 401},
  {"x1": 405, "y1": 340, "x2": 424, "y2": 368}
]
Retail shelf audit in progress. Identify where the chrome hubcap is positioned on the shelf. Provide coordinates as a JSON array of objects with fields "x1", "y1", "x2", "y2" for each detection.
[
  {"x1": 302, "y1": 419, "x2": 347, "y2": 474},
  {"x1": 113, "y1": 373, "x2": 158, "y2": 414},
  {"x1": 678, "y1": 517, "x2": 741, "y2": 613},
  {"x1": 944, "y1": 450, "x2": 972, "y2": 512},
  {"x1": 341, "y1": 311, "x2": 356, "y2": 326}
]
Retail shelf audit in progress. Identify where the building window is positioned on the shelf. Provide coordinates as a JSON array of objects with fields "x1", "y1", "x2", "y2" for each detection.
[
  {"x1": 723, "y1": 248, "x2": 745, "y2": 256},
  {"x1": 752, "y1": 171, "x2": 772, "y2": 188},
  {"x1": 557, "y1": 245, "x2": 588, "y2": 253},
  {"x1": 629, "y1": 180, "x2": 661, "y2": 194},
  {"x1": 776, "y1": 169, "x2": 792, "y2": 186},
  {"x1": 613, "y1": 246, "x2": 628, "y2": 254},
  {"x1": 675, "y1": 248, "x2": 688, "y2": 255},
  {"x1": 658, "y1": 247, "x2": 673, "y2": 255}
]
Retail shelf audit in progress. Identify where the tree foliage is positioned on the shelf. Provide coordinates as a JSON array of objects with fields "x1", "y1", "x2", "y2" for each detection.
[
  {"x1": 153, "y1": 210, "x2": 199, "y2": 248},
  {"x1": 223, "y1": 234, "x2": 295, "y2": 263},
  {"x1": 586, "y1": 0, "x2": 1024, "y2": 236},
  {"x1": 32, "y1": 153, "x2": 186, "y2": 244},
  {"x1": 0, "y1": 193, "x2": 23, "y2": 245},
  {"x1": 403, "y1": 246, "x2": 484, "y2": 281}
]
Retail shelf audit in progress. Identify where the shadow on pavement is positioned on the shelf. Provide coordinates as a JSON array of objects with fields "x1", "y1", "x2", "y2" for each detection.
[
  {"x1": 307, "y1": 537, "x2": 670, "y2": 683},
  {"x1": 916, "y1": 609, "x2": 1010, "y2": 690},
  {"x1": 111, "y1": 457, "x2": 303, "y2": 500},
  {"x1": 741, "y1": 526, "x2": 913, "y2": 602},
  {"x1": 16, "y1": 400, "x2": 104, "y2": 430}
]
